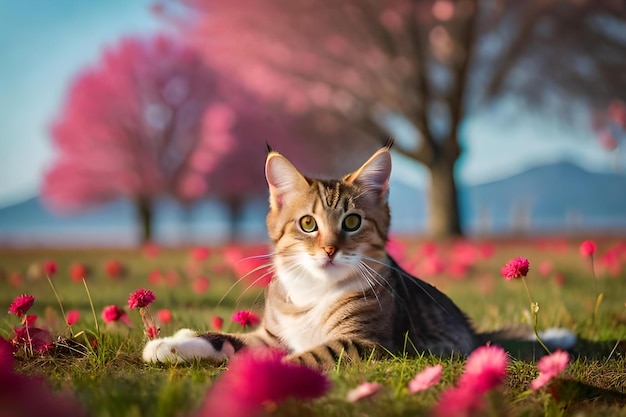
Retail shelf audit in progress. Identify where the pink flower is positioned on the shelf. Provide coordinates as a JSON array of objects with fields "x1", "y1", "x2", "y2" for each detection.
[
  {"x1": 432, "y1": 384, "x2": 484, "y2": 417},
  {"x1": 24, "y1": 315, "x2": 37, "y2": 326},
  {"x1": 346, "y1": 381, "x2": 383, "y2": 402},
  {"x1": 530, "y1": 350, "x2": 569, "y2": 391},
  {"x1": 8, "y1": 294, "x2": 35, "y2": 317},
  {"x1": 579, "y1": 240, "x2": 597, "y2": 258},
  {"x1": 101, "y1": 305, "x2": 132, "y2": 325},
  {"x1": 408, "y1": 364, "x2": 442, "y2": 393},
  {"x1": 104, "y1": 260, "x2": 124, "y2": 279},
  {"x1": 212, "y1": 316, "x2": 224, "y2": 331},
  {"x1": 500, "y1": 257, "x2": 530, "y2": 280},
  {"x1": 69, "y1": 263, "x2": 88, "y2": 282},
  {"x1": 157, "y1": 309, "x2": 172, "y2": 324},
  {"x1": 460, "y1": 344, "x2": 509, "y2": 393},
  {"x1": 128, "y1": 288, "x2": 156, "y2": 309},
  {"x1": 191, "y1": 246, "x2": 210, "y2": 262},
  {"x1": 192, "y1": 276, "x2": 211, "y2": 294},
  {"x1": 194, "y1": 348, "x2": 329, "y2": 417},
  {"x1": 66, "y1": 310, "x2": 80, "y2": 326},
  {"x1": 146, "y1": 325, "x2": 159, "y2": 339},
  {"x1": 232, "y1": 310, "x2": 260, "y2": 327},
  {"x1": 11, "y1": 326, "x2": 54, "y2": 354},
  {"x1": 43, "y1": 260, "x2": 57, "y2": 276}
]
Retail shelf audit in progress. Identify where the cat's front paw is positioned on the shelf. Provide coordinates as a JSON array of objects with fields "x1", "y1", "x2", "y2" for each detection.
[{"x1": 142, "y1": 329, "x2": 235, "y2": 364}]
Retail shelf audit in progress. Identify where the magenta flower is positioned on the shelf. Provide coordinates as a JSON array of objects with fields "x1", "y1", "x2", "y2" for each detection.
[
  {"x1": 579, "y1": 240, "x2": 597, "y2": 258},
  {"x1": 433, "y1": 345, "x2": 507, "y2": 416},
  {"x1": 194, "y1": 348, "x2": 329, "y2": 417},
  {"x1": 459, "y1": 344, "x2": 509, "y2": 393},
  {"x1": 146, "y1": 325, "x2": 159, "y2": 339},
  {"x1": 408, "y1": 364, "x2": 443, "y2": 393},
  {"x1": 43, "y1": 260, "x2": 58, "y2": 276},
  {"x1": 101, "y1": 305, "x2": 132, "y2": 325},
  {"x1": 346, "y1": 381, "x2": 383, "y2": 402},
  {"x1": 104, "y1": 259, "x2": 124, "y2": 279},
  {"x1": 530, "y1": 350, "x2": 570, "y2": 391},
  {"x1": 128, "y1": 288, "x2": 156, "y2": 309},
  {"x1": 8, "y1": 294, "x2": 35, "y2": 317},
  {"x1": 66, "y1": 310, "x2": 80, "y2": 326},
  {"x1": 11, "y1": 327, "x2": 54, "y2": 354},
  {"x1": 500, "y1": 257, "x2": 530, "y2": 280},
  {"x1": 232, "y1": 310, "x2": 260, "y2": 327},
  {"x1": 432, "y1": 384, "x2": 484, "y2": 417}
]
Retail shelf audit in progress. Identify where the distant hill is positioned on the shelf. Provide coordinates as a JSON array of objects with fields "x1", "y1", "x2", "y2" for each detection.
[{"x1": 0, "y1": 161, "x2": 624, "y2": 246}]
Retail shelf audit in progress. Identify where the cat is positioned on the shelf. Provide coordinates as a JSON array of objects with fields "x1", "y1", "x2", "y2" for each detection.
[{"x1": 143, "y1": 143, "x2": 480, "y2": 369}]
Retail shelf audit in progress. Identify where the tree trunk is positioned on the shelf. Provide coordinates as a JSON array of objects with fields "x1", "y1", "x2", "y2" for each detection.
[
  {"x1": 426, "y1": 154, "x2": 462, "y2": 238},
  {"x1": 135, "y1": 197, "x2": 153, "y2": 244},
  {"x1": 226, "y1": 198, "x2": 244, "y2": 243}
]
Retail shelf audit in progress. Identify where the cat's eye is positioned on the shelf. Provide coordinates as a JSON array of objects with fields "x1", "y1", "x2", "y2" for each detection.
[
  {"x1": 342, "y1": 214, "x2": 362, "y2": 232},
  {"x1": 299, "y1": 215, "x2": 318, "y2": 233}
]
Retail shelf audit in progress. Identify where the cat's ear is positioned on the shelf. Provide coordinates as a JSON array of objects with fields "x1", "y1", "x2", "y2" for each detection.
[
  {"x1": 344, "y1": 147, "x2": 392, "y2": 197},
  {"x1": 265, "y1": 152, "x2": 309, "y2": 210}
]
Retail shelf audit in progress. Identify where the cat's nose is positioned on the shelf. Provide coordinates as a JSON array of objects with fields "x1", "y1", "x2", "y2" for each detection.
[{"x1": 323, "y1": 246, "x2": 336, "y2": 259}]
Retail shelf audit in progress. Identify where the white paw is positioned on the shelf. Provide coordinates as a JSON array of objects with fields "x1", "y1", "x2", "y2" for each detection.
[{"x1": 142, "y1": 328, "x2": 230, "y2": 364}]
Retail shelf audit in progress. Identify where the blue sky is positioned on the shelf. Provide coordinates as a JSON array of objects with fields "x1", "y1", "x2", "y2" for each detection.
[{"x1": 0, "y1": 1, "x2": 619, "y2": 208}]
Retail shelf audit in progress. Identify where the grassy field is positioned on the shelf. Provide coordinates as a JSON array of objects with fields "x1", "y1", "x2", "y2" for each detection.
[{"x1": 1, "y1": 237, "x2": 625, "y2": 417}]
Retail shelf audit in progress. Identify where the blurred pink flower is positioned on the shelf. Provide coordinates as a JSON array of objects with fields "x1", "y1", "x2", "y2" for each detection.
[
  {"x1": 69, "y1": 263, "x2": 89, "y2": 282},
  {"x1": 432, "y1": 384, "x2": 484, "y2": 417},
  {"x1": 43, "y1": 260, "x2": 58, "y2": 276},
  {"x1": 128, "y1": 288, "x2": 156, "y2": 309},
  {"x1": 530, "y1": 350, "x2": 570, "y2": 391},
  {"x1": 346, "y1": 381, "x2": 382, "y2": 403},
  {"x1": 500, "y1": 257, "x2": 530, "y2": 280},
  {"x1": 104, "y1": 259, "x2": 124, "y2": 279},
  {"x1": 66, "y1": 310, "x2": 80, "y2": 326},
  {"x1": 8, "y1": 294, "x2": 35, "y2": 317},
  {"x1": 192, "y1": 276, "x2": 211, "y2": 294},
  {"x1": 408, "y1": 364, "x2": 442, "y2": 393},
  {"x1": 194, "y1": 348, "x2": 329, "y2": 417},
  {"x1": 157, "y1": 308, "x2": 172, "y2": 324},
  {"x1": 579, "y1": 240, "x2": 597, "y2": 258},
  {"x1": 191, "y1": 246, "x2": 210, "y2": 262},
  {"x1": 101, "y1": 305, "x2": 132, "y2": 325},
  {"x1": 148, "y1": 269, "x2": 163, "y2": 285},
  {"x1": 538, "y1": 261, "x2": 553, "y2": 277},
  {"x1": 460, "y1": 344, "x2": 509, "y2": 393},
  {"x1": 232, "y1": 310, "x2": 260, "y2": 328},
  {"x1": 212, "y1": 316, "x2": 224, "y2": 331}
]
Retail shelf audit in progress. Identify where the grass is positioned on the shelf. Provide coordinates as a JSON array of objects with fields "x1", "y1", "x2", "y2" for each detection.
[{"x1": 1, "y1": 237, "x2": 625, "y2": 416}]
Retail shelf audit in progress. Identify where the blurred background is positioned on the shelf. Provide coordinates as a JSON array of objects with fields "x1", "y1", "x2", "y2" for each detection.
[{"x1": 1, "y1": 0, "x2": 625, "y2": 247}]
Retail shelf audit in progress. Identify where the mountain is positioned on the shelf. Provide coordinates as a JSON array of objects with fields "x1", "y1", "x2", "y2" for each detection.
[{"x1": 0, "y1": 161, "x2": 624, "y2": 246}]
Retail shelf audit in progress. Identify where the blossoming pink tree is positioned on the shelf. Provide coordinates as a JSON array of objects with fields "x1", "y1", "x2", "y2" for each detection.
[
  {"x1": 159, "y1": 0, "x2": 626, "y2": 237},
  {"x1": 43, "y1": 35, "x2": 229, "y2": 243}
]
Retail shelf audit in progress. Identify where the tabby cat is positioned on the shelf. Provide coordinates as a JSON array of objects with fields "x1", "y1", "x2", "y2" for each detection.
[{"x1": 143, "y1": 144, "x2": 479, "y2": 368}]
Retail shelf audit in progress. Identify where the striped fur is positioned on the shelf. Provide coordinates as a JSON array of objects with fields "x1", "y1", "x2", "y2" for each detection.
[{"x1": 143, "y1": 145, "x2": 478, "y2": 369}]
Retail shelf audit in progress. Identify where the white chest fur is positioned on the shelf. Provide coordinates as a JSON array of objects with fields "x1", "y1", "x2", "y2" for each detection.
[{"x1": 274, "y1": 294, "x2": 340, "y2": 354}]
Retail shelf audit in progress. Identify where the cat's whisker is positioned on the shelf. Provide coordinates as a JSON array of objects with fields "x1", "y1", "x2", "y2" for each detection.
[
  {"x1": 353, "y1": 263, "x2": 383, "y2": 310},
  {"x1": 234, "y1": 268, "x2": 275, "y2": 305},
  {"x1": 216, "y1": 253, "x2": 274, "y2": 307}
]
